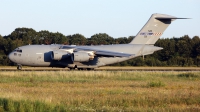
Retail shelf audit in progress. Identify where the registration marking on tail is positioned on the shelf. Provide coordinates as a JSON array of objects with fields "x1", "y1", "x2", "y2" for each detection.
[
  {"x1": 153, "y1": 33, "x2": 163, "y2": 36},
  {"x1": 140, "y1": 32, "x2": 163, "y2": 36}
]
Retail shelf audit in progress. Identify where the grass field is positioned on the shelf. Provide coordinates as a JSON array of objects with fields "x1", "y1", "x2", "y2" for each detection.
[{"x1": 0, "y1": 71, "x2": 200, "y2": 111}]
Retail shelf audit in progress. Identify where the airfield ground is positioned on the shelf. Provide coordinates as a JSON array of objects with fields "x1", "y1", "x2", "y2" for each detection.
[
  {"x1": 0, "y1": 70, "x2": 199, "y2": 111},
  {"x1": 1, "y1": 66, "x2": 200, "y2": 71}
]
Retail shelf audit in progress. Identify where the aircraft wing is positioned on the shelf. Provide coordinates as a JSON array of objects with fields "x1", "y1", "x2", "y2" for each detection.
[
  {"x1": 95, "y1": 50, "x2": 133, "y2": 57},
  {"x1": 61, "y1": 46, "x2": 134, "y2": 57}
]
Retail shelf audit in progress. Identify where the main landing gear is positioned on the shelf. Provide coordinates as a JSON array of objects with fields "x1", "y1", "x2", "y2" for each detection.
[
  {"x1": 68, "y1": 65, "x2": 94, "y2": 71},
  {"x1": 17, "y1": 64, "x2": 22, "y2": 70},
  {"x1": 69, "y1": 67, "x2": 94, "y2": 71},
  {"x1": 77, "y1": 68, "x2": 94, "y2": 71}
]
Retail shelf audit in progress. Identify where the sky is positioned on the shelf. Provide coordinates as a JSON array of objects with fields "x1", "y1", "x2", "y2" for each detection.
[{"x1": 0, "y1": 0, "x2": 199, "y2": 38}]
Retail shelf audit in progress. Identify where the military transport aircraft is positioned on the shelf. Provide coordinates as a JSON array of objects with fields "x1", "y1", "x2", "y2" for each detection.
[{"x1": 8, "y1": 13, "x2": 188, "y2": 70}]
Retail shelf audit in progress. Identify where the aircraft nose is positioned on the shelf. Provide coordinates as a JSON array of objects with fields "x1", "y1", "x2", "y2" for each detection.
[{"x1": 8, "y1": 53, "x2": 14, "y2": 62}]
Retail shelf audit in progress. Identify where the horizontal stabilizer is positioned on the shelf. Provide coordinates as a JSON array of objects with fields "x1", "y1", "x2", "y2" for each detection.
[{"x1": 155, "y1": 17, "x2": 190, "y2": 20}]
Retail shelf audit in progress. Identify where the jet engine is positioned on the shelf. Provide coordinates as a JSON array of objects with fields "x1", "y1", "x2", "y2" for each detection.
[
  {"x1": 51, "y1": 50, "x2": 71, "y2": 60},
  {"x1": 71, "y1": 51, "x2": 94, "y2": 62}
]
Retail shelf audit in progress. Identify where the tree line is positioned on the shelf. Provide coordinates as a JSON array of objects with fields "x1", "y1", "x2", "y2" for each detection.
[{"x1": 0, "y1": 28, "x2": 200, "y2": 66}]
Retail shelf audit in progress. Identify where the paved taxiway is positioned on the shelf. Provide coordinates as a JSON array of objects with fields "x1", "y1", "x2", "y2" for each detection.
[{"x1": 1, "y1": 67, "x2": 200, "y2": 71}]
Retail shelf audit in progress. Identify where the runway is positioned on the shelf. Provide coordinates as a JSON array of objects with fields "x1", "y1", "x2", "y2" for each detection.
[{"x1": 1, "y1": 66, "x2": 200, "y2": 71}]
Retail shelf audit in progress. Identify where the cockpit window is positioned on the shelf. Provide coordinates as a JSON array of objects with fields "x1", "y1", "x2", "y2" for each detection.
[{"x1": 14, "y1": 48, "x2": 22, "y2": 53}]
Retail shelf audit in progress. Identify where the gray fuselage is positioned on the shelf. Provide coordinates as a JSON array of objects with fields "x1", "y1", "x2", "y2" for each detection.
[{"x1": 8, "y1": 44, "x2": 162, "y2": 68}]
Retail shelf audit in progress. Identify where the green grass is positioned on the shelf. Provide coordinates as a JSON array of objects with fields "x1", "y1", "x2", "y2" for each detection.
[
  {"x1": 0, "y1": 71, "x2": 200, "y2": 111},
  {"x1": 0, "y1": 98, "x2": 67, "y2": 112},
  {"x1": 147, "y1": 80, "x2": 165, "y2": 87},
  {"x1": 177, "y1": 73, "x2": 198, "y2": 78}
]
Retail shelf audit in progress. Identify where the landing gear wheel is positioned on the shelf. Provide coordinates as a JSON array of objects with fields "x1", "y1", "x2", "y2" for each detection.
[
  {"x1": 69, "y1": 68, "x2": 75, "y2": 70},
  {"x1": 87, "y1": 68, "x2": 94, "y2": 71},
  {"x1": 17, "y1": 65, "x2": 22, "y2": 70},
  {"x1": 78, "y1": 68, "x2": 83, "y2": 70}
]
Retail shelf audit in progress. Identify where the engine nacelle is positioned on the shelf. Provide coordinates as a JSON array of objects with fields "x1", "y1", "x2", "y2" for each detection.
[
  {"x1": 51, "y1": 50, "x2": 70, "y2": 60},
  {"x1": 71, "y1": 52, "x2": 94, "y2": 62}
]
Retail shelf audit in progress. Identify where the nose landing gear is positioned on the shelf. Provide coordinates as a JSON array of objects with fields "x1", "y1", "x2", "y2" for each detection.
[{"x1": 17, "y1": 64, "x2": 22, "y2": 70}]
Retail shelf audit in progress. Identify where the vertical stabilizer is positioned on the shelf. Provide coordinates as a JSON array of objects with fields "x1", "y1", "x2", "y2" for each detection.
[{"x1": 129, "y1": 13, "x2": 188, "y2": 45}]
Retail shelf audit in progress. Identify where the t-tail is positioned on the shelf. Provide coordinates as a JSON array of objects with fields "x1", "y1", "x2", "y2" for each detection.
[{"x1": 130, "y1": 13, "x2": 189, "y2": 45}]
